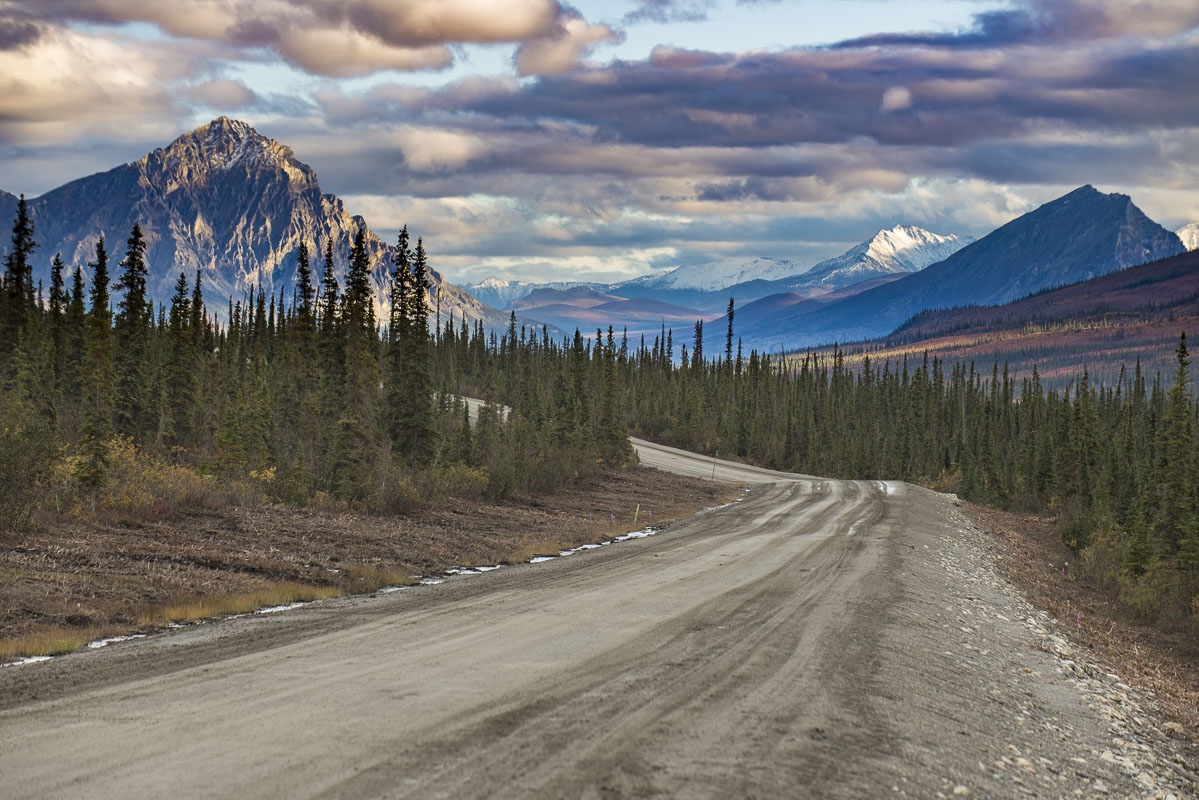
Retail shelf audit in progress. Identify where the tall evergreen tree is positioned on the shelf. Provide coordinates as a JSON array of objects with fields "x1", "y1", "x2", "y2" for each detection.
[
  {"x1": 78, "y1": 237, "x2": 115, "y2": 497},
  {"x1": 2, "y1": 195, "x2": 36, "y2": 351},
  {"x1": 112, "y1": 224, "x2": 152, "y2": 438}
]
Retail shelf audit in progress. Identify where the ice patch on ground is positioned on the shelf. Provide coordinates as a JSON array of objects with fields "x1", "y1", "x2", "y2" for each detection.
[
  {"x1": 379, "y1": 585, "x2": 406, "y2": 593},
  {"x1": 530, "y1": 556, "x2": 555, "y2": 563},
  {"x1": 87, "y1": 633, "x2": 147, "y2": 650},
  {"x1": 3, "y1": 655, "x2": 53, "y2": 667},
  {"x1": 419, "y1": 577, "x2": 445, "y2": 585},
  {"x1": 614, "y1": 526, "x2": 660, "y2": 541},
  {"x1": 256, "y1": 602, "x2": 309, "y2": 615}
]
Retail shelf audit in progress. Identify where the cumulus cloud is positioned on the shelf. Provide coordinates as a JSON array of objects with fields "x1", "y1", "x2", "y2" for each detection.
[
  {"x1": 514, "y1": 14, "x2": 623, "y2": 76},
  {"x1": 15, "y1": 0, "x2": 607, "y2": 77},
  {"x1": 0, "y1": 25, "x2": 192, "y2": 144}
]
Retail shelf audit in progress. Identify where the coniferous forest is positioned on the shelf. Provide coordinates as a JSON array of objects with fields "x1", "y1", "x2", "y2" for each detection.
[{"x1": 1, "y1": 200, "x2": 1196, "y2": 623}]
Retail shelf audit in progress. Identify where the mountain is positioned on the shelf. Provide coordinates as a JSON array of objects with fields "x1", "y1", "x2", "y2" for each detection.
[
  {"x1": 621, "y1": 256, "x2": 808, "y2": 293},
  {"x1": 739, "y1": 185, "x2": 1185, "y2": 351},
  {"x1": 507, "y1": 285, "x2": 712, "y2": 336},
  {"x1": 0, "y1": 117, "x2": 535, "y2": 333},
  {"x1": 1178, "y1": 223, "x2": 1199, "y2": 251},
  {"x1": 806, "y1": 248, "x2": 1199, "y2": 392},
  {"x1": 775, "y1": 225, "x2": 971, "y2": 294},
  {"x1": 463, "y1": 276, "x2": 604, "y2": 309}
]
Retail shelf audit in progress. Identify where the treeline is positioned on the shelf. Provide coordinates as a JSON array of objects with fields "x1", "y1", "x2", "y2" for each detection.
[
  {"x1": 621, "y1": 314, "x2": 1198, "y2": 623},
  {"x1": 0, "y1": 198, "x2": 634, "y2": 524},
  {"x1": 3, "y1": 198, "x2": 1196, "y2": 622}
]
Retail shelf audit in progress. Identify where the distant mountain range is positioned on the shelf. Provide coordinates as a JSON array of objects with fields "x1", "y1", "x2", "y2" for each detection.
[
  {"x1": 729, "y1": 185, "x2": 1184, "y2": 352},
  {"x1": 463, "y1": 224, "x2": 972, "y2": 336},
  {"x1": 0, "y1": 118, "x2": 540, "y2": 333},
  {"x1": 808, "y1": 247, "x2": 1199, "y2": 392}
]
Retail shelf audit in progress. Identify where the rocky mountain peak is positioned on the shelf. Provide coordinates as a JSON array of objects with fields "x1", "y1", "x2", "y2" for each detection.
[{"x1": 142, "y1": 117, "x2": 311, "y2": 191}]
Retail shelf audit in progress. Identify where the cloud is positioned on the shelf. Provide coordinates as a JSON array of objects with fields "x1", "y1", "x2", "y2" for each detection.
[
  {"x1": 0, "y1": 15, "x2": 40, "y2": 50},
  {"x1": 623, "y1": 0, "x2": 714, "y2": 25},
  {"x1": 514, "y1": 14, "x2": 623, "y2": 76},
  {"x1": 0, "y1": 25, "x2": 193, "y2": 145},
  {"x1": 17, "y1": 0, "x2": 608, "y2": 77},
  {"x1": 834, "y1": 0, "x2": 1199, "y2": 48},
  {"x1": 187, "y1": 78, "x2": 257, "y2": 109},
  {"x1": 880, "y1": 86, "x2": 912, "y2": 112}
]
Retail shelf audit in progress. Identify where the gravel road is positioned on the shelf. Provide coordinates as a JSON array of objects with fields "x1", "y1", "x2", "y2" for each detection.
[{"x1": 1, "y1": 443, "x2": 1193, "y2": 799}]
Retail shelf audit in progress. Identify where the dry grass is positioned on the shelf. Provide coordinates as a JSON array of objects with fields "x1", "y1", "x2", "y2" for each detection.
[
  {"x1": 2, "y1": 466, "x2": 732, "y2": 663},
  {"x1": 0, "y1": 625, "x2": 121, "y2": 662},
  {"x1": 135, "y1": 583, "x2": 346, "y2": 627}
]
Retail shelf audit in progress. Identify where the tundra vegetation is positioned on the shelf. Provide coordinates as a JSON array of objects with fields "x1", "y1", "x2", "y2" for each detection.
[{"x1": 0, "y1": 202, "x2": 1195, "y2": 625}]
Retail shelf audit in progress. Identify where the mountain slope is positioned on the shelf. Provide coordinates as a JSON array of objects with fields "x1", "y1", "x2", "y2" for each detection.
[
  {"x1": 803, "y1": 248, "x2": 1199, "y2": 392},
  {"x1": 0, "y1": 118, "x2": 530, "y2": 333},
  {"x1": 744, "y1": 186, "x2": 1184, "y2": 350}
]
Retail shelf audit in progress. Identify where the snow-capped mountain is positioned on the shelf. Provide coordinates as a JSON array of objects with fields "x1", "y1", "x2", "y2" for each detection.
[
  {"x1": 1177, "y1": 223, "x2": 1199, "y2": 251},
  {"x1": 464, "y1": 277, "x2": 600, "y2": 309},
  {"x1": 620, "y1": 257, "x2": 809, "y2": 293},
  {"x1": 788, "y1": 225, "x2": 972, "y2": 291}
]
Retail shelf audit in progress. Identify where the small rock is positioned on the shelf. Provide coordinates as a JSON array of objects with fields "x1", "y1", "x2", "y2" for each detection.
[
  {"x1": 1162, "y1": 721, "x2": 1184, "y2": 737},
  {"x1": 952, "y1": 785, "x2": 969, "y2": 796}
]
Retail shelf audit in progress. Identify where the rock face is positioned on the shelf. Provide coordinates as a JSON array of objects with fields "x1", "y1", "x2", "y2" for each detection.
[
  {"x1": 744, "y1": 185, "x2": 1185, "y2": 350},
  {"x1": 0, "y1": 118, "x2": 522, "y2": 332}
]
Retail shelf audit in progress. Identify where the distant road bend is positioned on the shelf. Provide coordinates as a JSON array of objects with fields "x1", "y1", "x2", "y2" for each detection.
[{"x1": 0, "y1": 430, "x2": 1179, "y2": 798}]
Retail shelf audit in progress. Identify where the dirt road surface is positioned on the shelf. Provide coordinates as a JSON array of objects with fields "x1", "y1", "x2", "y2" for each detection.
[{"x1": 1, "y1": 443, "x2": 1193, "y2": 798}]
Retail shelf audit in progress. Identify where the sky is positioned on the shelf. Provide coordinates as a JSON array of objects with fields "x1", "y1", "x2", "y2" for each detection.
[{"x1": 0, "y1": 0, "x2": 1197, "y2": 285}]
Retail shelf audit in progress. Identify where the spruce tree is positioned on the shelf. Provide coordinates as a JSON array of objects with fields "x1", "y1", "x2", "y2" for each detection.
[
  {"x1": 331, "y1": 229, "x2": 380, "y2": 502},
  {"x1": 2, "y1": 194, "x2": 36, "y2": 346},
  {"x1": 1154, "y1": 333, "x2": 1197, "y2": 564},
  {"x1": 78, "y1": 237, "x2": 115, "y2": 498},
  {"x1": 113, "y1": 223, "x2": 151, "y2": 438}
]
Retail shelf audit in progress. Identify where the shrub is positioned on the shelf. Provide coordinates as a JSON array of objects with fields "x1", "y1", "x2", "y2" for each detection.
[{"x1": 0, "y1": 397, "x2": 55, "y2": 528}]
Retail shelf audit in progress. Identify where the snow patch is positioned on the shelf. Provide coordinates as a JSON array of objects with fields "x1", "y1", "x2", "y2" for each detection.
[
  {"x1": 4, "y1": 655, "x2": 53, "y2": 667},
  {"x1": 87, "y1": 633, "x2": 147, "y2": 650},
  {"x1": 256, "y1": 601, "x2": 309, "y2": 615}
]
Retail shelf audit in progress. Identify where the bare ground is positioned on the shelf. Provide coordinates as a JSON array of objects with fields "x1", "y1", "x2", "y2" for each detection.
[
  {"x1": 965, "y1": 502, "x2": 1199, "y2": 744},
  {"x1": 0, "y1": 466, "x2": 735, "y2": 655}
]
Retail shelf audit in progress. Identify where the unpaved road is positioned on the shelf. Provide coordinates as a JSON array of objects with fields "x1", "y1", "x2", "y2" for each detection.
[{"x1": 1, "y1": 443, "x2": 1193, "y2": 798}]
